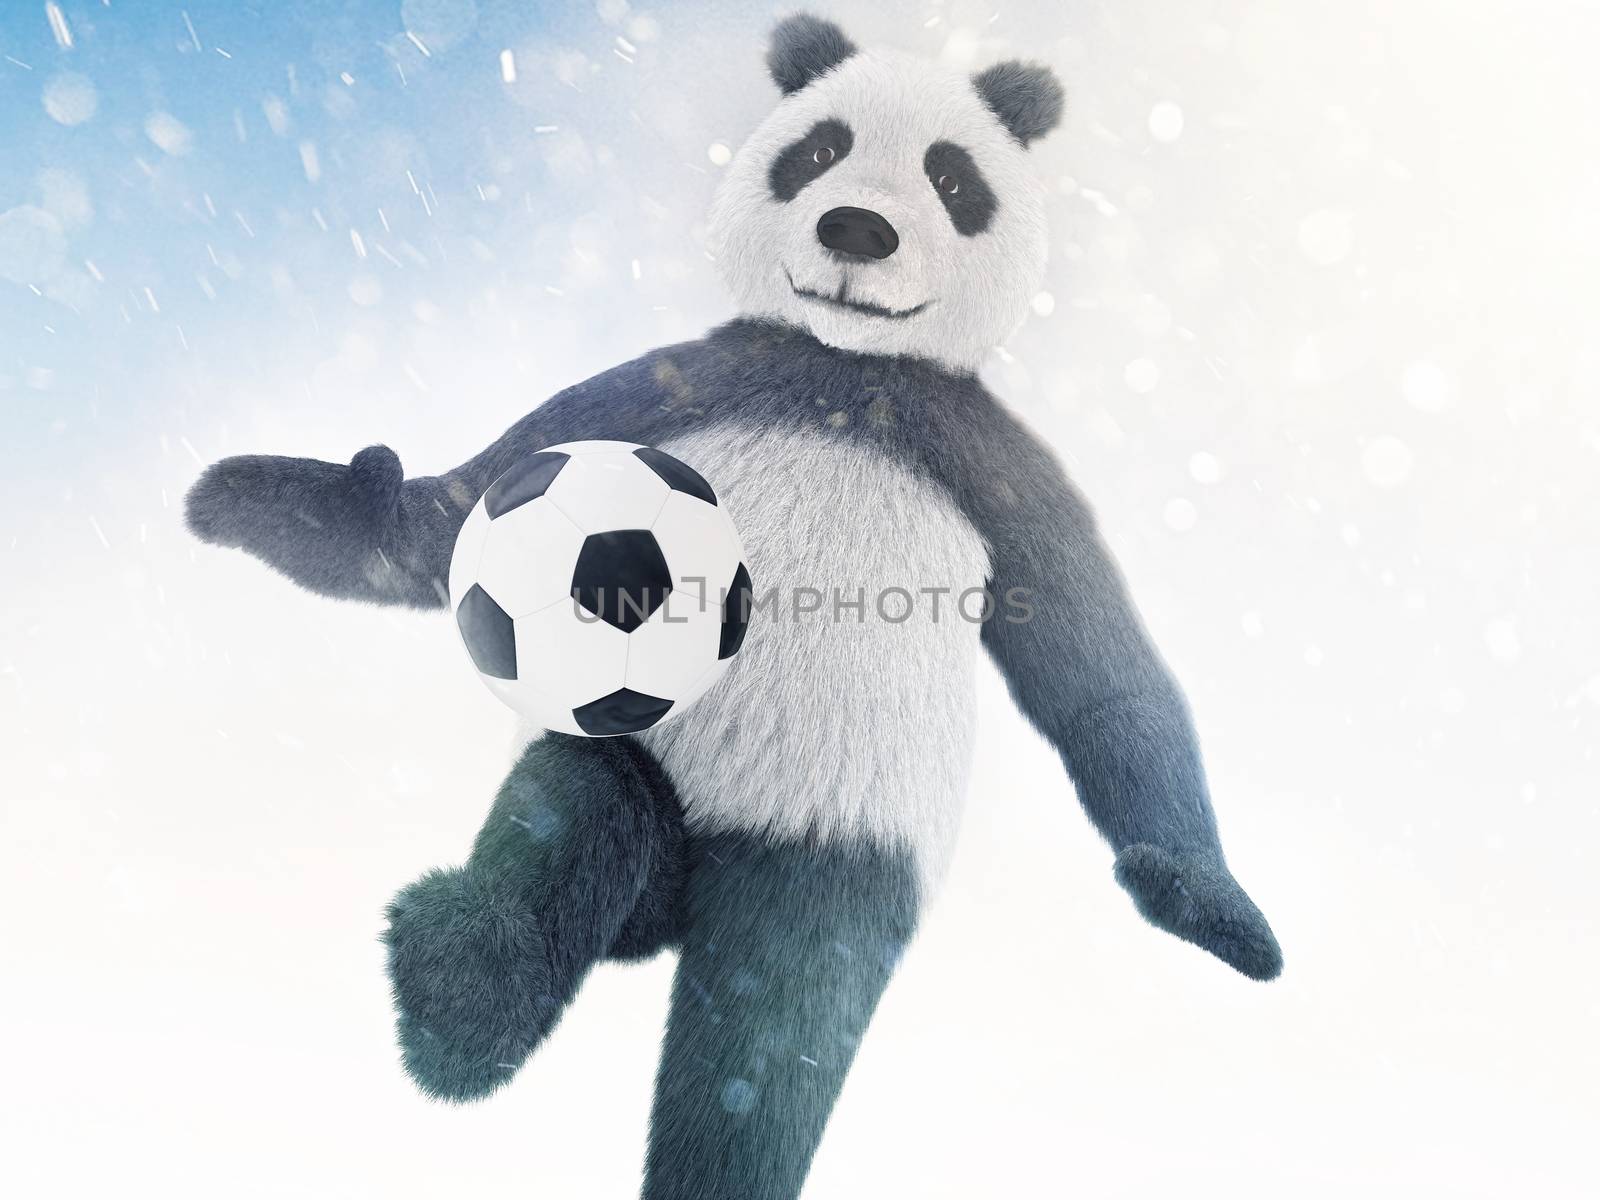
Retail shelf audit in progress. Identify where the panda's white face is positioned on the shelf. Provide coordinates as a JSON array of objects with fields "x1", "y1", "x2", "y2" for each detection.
[{"x1": 710, "y1": 49, "x2": 1050, "y2": 373}]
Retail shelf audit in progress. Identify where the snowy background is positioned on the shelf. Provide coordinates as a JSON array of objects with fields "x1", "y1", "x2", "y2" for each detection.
[{"x1": 3, "y1": 1, "x2": 1597, "y2": 1196}]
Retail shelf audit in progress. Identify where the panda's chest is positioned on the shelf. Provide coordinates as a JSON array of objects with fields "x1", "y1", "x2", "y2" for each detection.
[
  {"x1": 663, "y1": 422, "x2": 990, "y2": 634},
  {"x1": 641, "y1": 421, "x2": 990, "y2": 883}
]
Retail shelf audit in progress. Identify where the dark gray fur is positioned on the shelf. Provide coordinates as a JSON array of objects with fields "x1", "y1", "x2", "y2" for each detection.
[
  {"x1": 188, "y1": 317, "x2": 1280, "y2": 981},
  {"x1": 924, "y1": 140, "x2": 998, "y2": 236},
  {"x1": 383, "y1": 734, "x2": 685, "y2": 1101},
  {"x1": 765, "y1": 13, "x2": 857, "y2": 95},
  {"x1": 384, "y1": 720, "x2": 915, "y2": 1196},
  {"x1": 767, "y1": 117, "x2": 853, "y2": 202},
  {"x1": 643, "y1": 833, "x2": 918, "y2": 1199},
  {"x1": 972, "y1": 59, "x2": 1066, "y2": 147}
]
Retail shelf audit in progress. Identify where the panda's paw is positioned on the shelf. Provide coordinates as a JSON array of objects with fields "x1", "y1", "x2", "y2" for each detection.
[
  {"x1": 383, "y1": 866, "x2": 556, "y2": 1103},
  {"x1": 184, "y1": 444, "x2": 403, "y2": 552},
  {"x1": 185, "y1": 453, "x2": 314, "y2": 549},
  {"x1": 1113, "y1": 844, "x2": 1283, "y2": 981}
]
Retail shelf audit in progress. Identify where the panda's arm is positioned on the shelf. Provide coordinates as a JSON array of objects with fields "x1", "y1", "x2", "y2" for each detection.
[
  {"x1": 183, "y1": 353, "x2": 678, "y2": 608},
  {"x1": 966, "y1": 413, "x2": 1282, "y2": 980},
  {"x1": 182, "y1": 430, "x2": 532, "y2": 610},
  {"x1": 977, "y1": 460, "x2": 1218, "y2": 853}
]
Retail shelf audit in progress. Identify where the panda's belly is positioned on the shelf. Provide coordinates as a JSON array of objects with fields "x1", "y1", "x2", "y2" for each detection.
[{"x1": 637, "y1": 423, "x2": 991, "y2": 891}]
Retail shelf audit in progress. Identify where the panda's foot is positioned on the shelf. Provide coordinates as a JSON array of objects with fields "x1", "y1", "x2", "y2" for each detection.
[
  {"x1": 1113, "y1": 844, "x2": 1283, "y2": 981},
  {"x1": 383, "y1": 866, "x2": 557, "y2": 1102}
]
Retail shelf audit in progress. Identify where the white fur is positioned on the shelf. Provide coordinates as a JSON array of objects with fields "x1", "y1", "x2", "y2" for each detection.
[
  {"x1": 636, "y1": 424, "x2": 992, "y2": 893},
  {"x1": 710, "y1": 48, "x2": 1049, "y2": 373}
]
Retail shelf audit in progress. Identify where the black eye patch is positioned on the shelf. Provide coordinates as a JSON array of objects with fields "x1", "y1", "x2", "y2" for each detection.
[
  {"x1": 768, "y1": 118, "x2": 854, "y2": 202},
  {"x1": 924, "y1": 141, "x2": 997, "y2": 236}
]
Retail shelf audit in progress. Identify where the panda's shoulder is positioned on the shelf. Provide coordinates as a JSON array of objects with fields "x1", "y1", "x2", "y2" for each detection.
[
  {"x1": 907, "y1": 367, "x2": 1086, "y2": 531},
  {"x1": 559, "y1": 319, "x2": 848, "y2": 433},
  {"x1": 547, "y1": 333, "x2": 719, "y2": 408},
  {"x1": 514, "y1": 329, "x2": 745, "y2": 445},
  {"x1": 905, "y1": 361, "x2": 1055, "y2": 474}
]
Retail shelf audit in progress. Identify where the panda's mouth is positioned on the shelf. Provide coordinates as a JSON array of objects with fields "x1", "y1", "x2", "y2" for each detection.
[{"x1": 785, "y1": 268, "x2": 930, "y2": 320}]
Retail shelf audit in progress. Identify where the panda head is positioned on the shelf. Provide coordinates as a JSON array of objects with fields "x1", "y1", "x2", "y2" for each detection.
[{"x1": 710, "y1": 14, "x2": 1064, "y2": 373}]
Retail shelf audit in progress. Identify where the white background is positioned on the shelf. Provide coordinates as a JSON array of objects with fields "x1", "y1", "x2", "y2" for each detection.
[{"x1": 3, "y1": 1, "x2": 1596, "y2": 1196}]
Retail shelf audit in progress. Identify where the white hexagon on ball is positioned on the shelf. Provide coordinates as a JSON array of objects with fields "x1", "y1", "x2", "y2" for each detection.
[
  {"x1": 448, "y1": 440, "x2": 753, "y2": 737},
  {"x1": 624, "y1": 586, "x2": 726, "y2": 705},
  {"x1": 514, "y1": 603, "x2": 629, "y2": 708},
  {"x1": 543, "y1": 450, "x2": 670, "y2": 534},
  {"x1": 651, "y1": 489, "x2": 745, "y2": 607},
  {"x1": 474, "y1": 498, "x2": 585, "y2": 618}
]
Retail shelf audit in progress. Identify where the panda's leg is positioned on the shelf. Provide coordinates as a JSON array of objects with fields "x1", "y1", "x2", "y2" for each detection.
[
  {"x1": 641, "y1": 833, "x2": 921, "y2": 1200},
  {"x1": 383, "y1": 733, "x2": 685, "y2": 1102}
]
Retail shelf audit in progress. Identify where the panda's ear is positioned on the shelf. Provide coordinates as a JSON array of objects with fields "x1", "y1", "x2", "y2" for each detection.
[
  {"x1": 767, "y1": 13, "x2": 858, "y2": 95},
  {"x1": 973, "y1": 60, "x2": 1065, "y2": 147}
]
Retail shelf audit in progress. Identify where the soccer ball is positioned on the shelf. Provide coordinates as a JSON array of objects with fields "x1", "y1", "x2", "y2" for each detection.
[{"x1": 448, "y1": 441, "x2": 752, "y2": 737}]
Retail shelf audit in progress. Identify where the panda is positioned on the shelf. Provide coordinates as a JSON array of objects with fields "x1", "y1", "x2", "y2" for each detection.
[{"x1": 185, "y1": 15, "x2": 1281, "y2": 1200}]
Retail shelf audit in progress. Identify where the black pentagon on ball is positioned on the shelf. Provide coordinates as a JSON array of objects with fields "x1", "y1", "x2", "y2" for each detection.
[
  {"x1": 720, "y1": 561, "x2": 753, "y2": 660},
  {"x1": 571, "y1": 529, "x2": 672, "y2": 633},
  {"x1": 456, "y1": 583, "x2": 517, "y2": 680},
  {"x1": 633, "y1": 446, "x2": 717, "y2": 506},
  {"x1": 573, "y1": 687, "x2": 674, "y2": 736},
  {"x1": 484, "y1": 450, "x2": 571, "y2": 518}
]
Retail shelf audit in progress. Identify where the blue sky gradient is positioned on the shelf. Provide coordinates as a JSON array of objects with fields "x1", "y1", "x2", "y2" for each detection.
[{"x1": 2, "y1": 0, "x2": 739, "y2": 474}]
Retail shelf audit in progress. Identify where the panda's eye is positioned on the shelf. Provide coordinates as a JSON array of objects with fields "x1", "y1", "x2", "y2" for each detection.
[
  {"x1": 924, "y1": 141, "x2": 995, "y2": 236},
  {"x1": 769, "y1": 119, "x2": 854, "y2": 202}
]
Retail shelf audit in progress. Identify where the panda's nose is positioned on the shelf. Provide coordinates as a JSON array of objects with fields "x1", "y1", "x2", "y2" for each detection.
[{"x1": 817, "y1": 206, "x2": 899, "y2": 260}]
